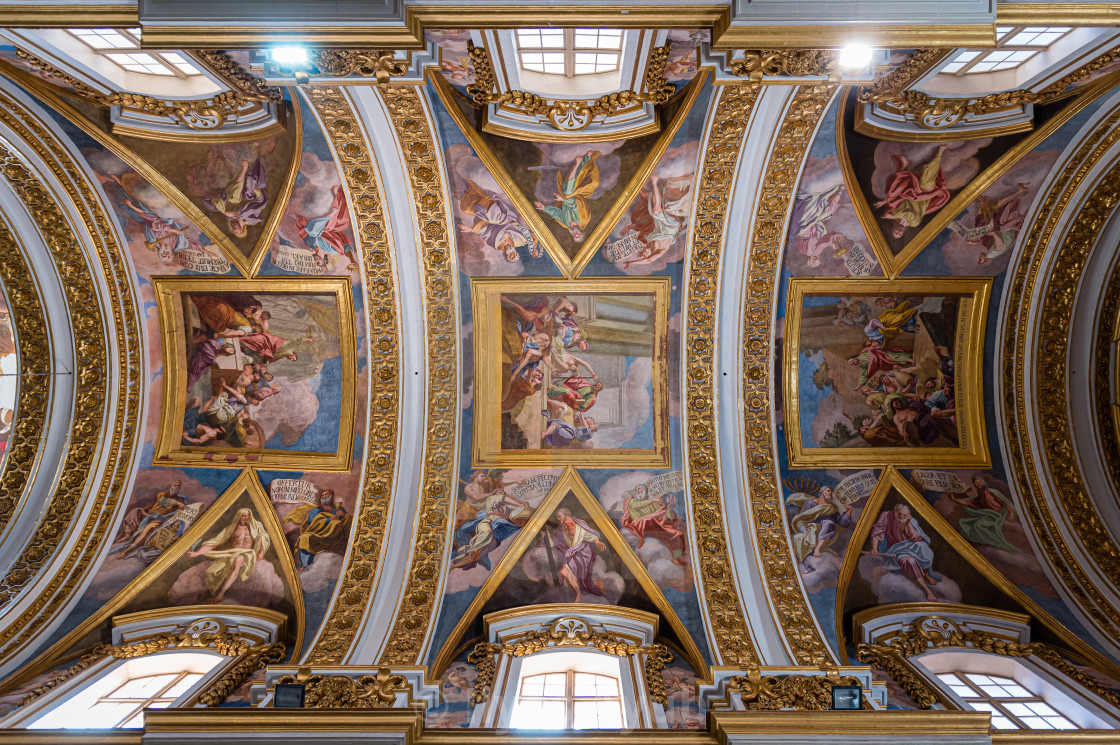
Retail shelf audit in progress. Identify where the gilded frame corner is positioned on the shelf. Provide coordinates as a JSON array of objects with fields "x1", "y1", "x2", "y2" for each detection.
[
  {"x1": 470, "y1": 276, "x2": 671, "y2": 469},
  {"x1": 783, "y1": 277, "x2": 992, "y2": 469},
  {"x1": 151, "y1": 275, "x2": 357, "y2": 471}
]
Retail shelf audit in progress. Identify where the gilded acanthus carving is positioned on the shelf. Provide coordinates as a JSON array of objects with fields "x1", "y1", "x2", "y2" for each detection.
[
  {"x1": 0, "y1": 217, "x2": 49, "y2": 533},
  {"x1": 374, "y1": 86, "x2": 458, "y2": 666},
  {"x1": 268, "y1": 50, "x2": 409, "y2": 84},
  {"x1": 684, "y1": 83, "x2": 760, "y2": 668},
  {"x1": 0, "y1": 93, "x2": 139, "y2": 668},
  {"x1": 466, "y1": 618, "x2": 675, "y2": 707},
  {"x1": 19, "y1": 623, "x2": 282, "y2": 708},
  {"x1": 742, "y1": 83, "x2": 837, "y2": 666},
  {"x1": 1001, "y1": 103, "x2": 1120, "y2": 643},
  {"x1": 303, "y1": 86, "x2": 399, "y2": 664},
  {"x1": 729, "y1": 50, "x2": 838, "y2": 80},
  {"x1": 275, "y1": 667, "x2": 408, "y2": 708},
  {"x1": 856, "y1": 49, "x2": 949, "y2": 105},
  {"x1": 857, "y1": 616, "x2": 1120, "y2": 708},
  {"x1": 466, "y1": 42, "x2": 674, "y2": 132},
  {"x1": 860, "y1": 46, "x2": 1120, "y2": 129},
  {"x1": 16, "y1": 48, "x2": 278, "y2": 131},
  {"x1": 194, "y1": 50, "x2": 284, "y2": 103},
  {"x1": 1094, "y1": 250, "x2": 1120, "y2": 498},
  {"x1": 727, "y1": 672, "x2": 866, "y2": 710}
]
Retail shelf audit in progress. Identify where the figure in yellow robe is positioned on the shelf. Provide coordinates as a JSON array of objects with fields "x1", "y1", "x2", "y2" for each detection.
[
  {"x1": 285, "y1": 490, "x2": 351, "y2": 571},
  {"x1": 535, "y1": 150, "x2": 600, "y2": 242}
]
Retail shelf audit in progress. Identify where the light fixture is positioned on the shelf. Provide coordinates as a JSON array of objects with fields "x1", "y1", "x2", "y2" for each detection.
[
  {"x1": 831, "y1": 684, "x2": 862, "y2": 710},
  {"x1": 270, "y1": 47, "x2": 309, "y2": 65},
  {"x1": 273, "y1": 682, "x2": 306, "y2": 708},
  {"x1": 838, "y1": 44, "x2": 873, "y2": 72}
]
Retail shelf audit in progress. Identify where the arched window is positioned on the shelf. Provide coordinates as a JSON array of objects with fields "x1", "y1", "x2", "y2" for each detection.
[
  {"x1": 916, "y1": 651, "x2": 1118, "y2": 730},
  {"x1": 509, "y1": 651, "x2": 625, "y2": 730},
  {"x1": 516, "y1": 28, "x2": 622, "y2": 77},
  {"x1": 23, "y1": 652, "x2": 221, "y2": 729}
]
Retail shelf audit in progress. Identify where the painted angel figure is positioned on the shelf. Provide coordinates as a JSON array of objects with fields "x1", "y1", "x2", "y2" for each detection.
[
  {"x1": 535, "y1": 150, "x2": 600, "y2": 242},
  {"x1": 297, "y1": 184, "x2": 358, "y2": 270},
  {"x1": 793, "y1": 184, "x2": 854, "y2": 267},
  {"x1": 458, "y1": 179, "x2": 541, "y2": 262},
  {"x1": 204, "y1": 156, "x2": 268, "y2": 238},
  {"x1": 110, "y1": 175, "x2": 221, "y2": 266},
  {"x1": 875, "y1": 145, "x2": 950, "y2": 239}
]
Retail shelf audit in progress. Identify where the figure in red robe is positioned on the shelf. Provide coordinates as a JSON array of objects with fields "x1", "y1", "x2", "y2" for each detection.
[
  {"x1": 297, "y1": 185, "x2": 358, "y2": 270},
  {"x1": 620, "y1": 485, "x2": 687, "y2": 565},
  {"x1": 875, "y1": 145, "x2": 951, "y2": 239}
]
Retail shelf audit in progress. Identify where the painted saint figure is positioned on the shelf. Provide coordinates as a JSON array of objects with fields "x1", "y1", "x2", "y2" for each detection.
[
  {"x1": 785, "y1": 486, "x2": 854, "y2": 574},
  {"x1": 869, "y1": 504, "x2": 939, "y2": 602},
  {"x1": 549, "y1": 508, "x2": 606, "y2": 603},
  {"x1": 875, "y1": 145, "x2": 950, "y2": 239},
  {"x1": 541, "y1": 401, "x2": 597, "y2": 449},
  {"x1": 284, "y1": 489, "x2": 352, "y2": 570},
  {"x1": 953, "y1": 182, "x2": 1029, "y2": 265},
  {"x1": 793, "y1": 184, "x2": 854, "y2": 268},
  {"x1": 297, "y1": 184, "x2": 358, "y2": 270},
  {"x1": 620, "y1": 484, "x2": 687, "y2": 565},
  {"x1": 459, "y1": 179, "x2": 541, "y2": 262},
  {"x1": 621, "y1": 173, "x2": 692, "y2": 268},
  {"x1": 203, "y1": 157, "x2": 268, "y2": 238},
  {"x1": 116, "y1": 189, "x2": 218, "y2": 266},
  {"x1": 450, "y1": 488, "x2": 532, "y2": 571},
  {"x1": 110, "y1": 481, "x2": 186, "y2": 557},
  {"x1": 946, "y1": 476, "x2": 1020, "y2": 553},
  {"x1": 535, "y1": 150, "x2": 600, "y2": 242},
  {"x1": 186, "y1": 508, "x2": 270, "y2": 604}
]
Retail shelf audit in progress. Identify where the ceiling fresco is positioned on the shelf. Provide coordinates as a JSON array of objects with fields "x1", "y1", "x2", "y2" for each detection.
[{"x1": 0, "y1": 18, "x2": 1117, "y2": 730}]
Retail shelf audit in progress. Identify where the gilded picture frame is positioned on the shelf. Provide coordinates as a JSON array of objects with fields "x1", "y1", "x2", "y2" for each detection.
[
  {"x1": 783, "y1": 277, "x2": 991, "y2": 468},
  {"x1": 471, "y1": 276, "x2": 671, "y2": 468},
  {"x1": 152, "y1": 276, "x2": 356, "y2": 470}
]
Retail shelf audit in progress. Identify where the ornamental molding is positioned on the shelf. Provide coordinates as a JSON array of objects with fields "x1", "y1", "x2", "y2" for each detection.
[
  {"x1": 727, "y1": 671, "x2": 867, "y2": 710},
  {"x1": 856, "y1": 615, "x2": 1120, "y2": 710},
  {"x1": 858, "y1": 45, "x2": 1120, "y2": 130},
  {"x1": 465, "y1": 41, "x2": 674, "y2": 133},
  {"x1": 466, "y1": 616, "x2": 674, "y2": 707},
  {"x1": 266, "y1": 51, "x2": 410, "y2": 85},
  {"x1": 276, "y1": 667, "x2": 410, "y2": 709},
  {"x1": 373, "y1": 85, "x2": 459, "y2": 666},
  {"x1": 741, "y1": 83, "x2": 838, "y2": 665},
  {"x1": 14, "y1": 48, "x2": 282, "y2": 136},
  {"x1": 0, "y1": 85, "x2": 141, "y2": 670},
  {"x1": 302, "y1": 86, "x2": 400, "y2": 664},
  {"x1": 1001, "y1": 99, "x2": 1120, "y2": 646},
  {"x1": 727, "y1": 50, "x2": 839, "y2": 80},
  {"x1": 684, "y1": 83, "x2": 760, "y2": 667}
]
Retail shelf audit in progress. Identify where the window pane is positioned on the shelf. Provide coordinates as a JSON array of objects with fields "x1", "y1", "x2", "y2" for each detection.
[
  {"x1": 120, "y1": 710, "x2": 145, "y2": 729},
  {"x1": 81, "y1": 702, "x2": 137, "y2": 729},
  {"x1": 596, "y1": 676, "x2": 619, "y2": 696},
  {"x1": 539, "y1": 30, "x2": 564, "y2": 48},
  {"x1": 1048, "y1": 717, "x2": 1078, "y2": 730},
  {"x1": 573, "y1": 673, "x2": 597, "y2": 697},
  {"x1": 991, "y1": 716, "x2": 1018, "y2": 730},
  {"x1": 1000, "y1": 683, "x2": 1030, "y2": 698},
  {"x1": 1020, "y1": 716, "x2": 1054, "y2": 730},
  {"x1": 1026, "y1": 702, "x2": 1058, "y2": 716},
  {"x1": 595, "y1": 700, "x2": 623, "y2": 729},
  {"x1": 573, "y1": 700, "x2": 600, "y2": 729},
  {"x1": 518, "y1": 30, "x2": 542, "y2": 48},
  {"x1": 111, "y1": 674, "x2": 178, "y2": 699},
  {"x1": 597, "y1": 31, "x2": 622, "y2": 50},
  {"x1": 941, "y1": 63, "x2": 965, "y2": 73},
  {"x1": 162, "y1": 674, "x2": 203, "y2": 699},
  {"x1": 521, "y1": 675, "x2": 546, "y2": 696},
  {"x1": 1006, "y1": 703, "x2": 1033, "y2": 716},
  {"x1": 574, "y1": 31, "x2": 599, "y2": 48}
]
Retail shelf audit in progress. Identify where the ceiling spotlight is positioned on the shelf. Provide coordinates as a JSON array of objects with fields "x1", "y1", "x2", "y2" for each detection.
[
  {"x1": 838, "y1": 44, "x2": 873, "y2": 72},
  {"x1": 271, "y1": 47, "x2": 309, "y2": 65}
]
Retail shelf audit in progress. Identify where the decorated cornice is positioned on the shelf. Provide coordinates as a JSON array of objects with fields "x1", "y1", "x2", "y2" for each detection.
[
  {"x1": 265, "y1": 51, "x2": 409, "y2": 85},
  {"x1": 743, "y1": 83, "x2": 838, "y2": 665},
  {"x1": 684, "y1": 82, "x2": 761, "y2": 667},
  {"x1": 727, "y1": 50, "x2": 838, "y2": 80},
  {"x1": 374, "y1": 85, "x2": 459, "y2": 666},
  {"x1": 859, "y1": 45, "x2": 1120, "y2": 130},
  {"x1": 0, "y1": 87, "x2": 141, "y2": 668},
  {"x1": 302, "y1": 86, "x2": 400, "y2": 664},
  {"x1": 465, "y1": 41, "x2": 674, "y2": 132},
  {"x1": 726, "y1": 671, "x2": 867, "y2": 710},
  {"x1": 15, "y1": 48, "x2": 280, "y2": 133},
  {"x1": 856, "y1": 615, "x2": 1120, "y2": 709},
  {"x1": 276, "y1": 667, "x2": 410, "y2": 708},
  {"x1": 1002, "y1": 99, "x2": 1120, "y2": 641}
]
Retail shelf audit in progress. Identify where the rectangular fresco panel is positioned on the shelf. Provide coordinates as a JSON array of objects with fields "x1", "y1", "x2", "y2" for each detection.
[
  {"x1": 784, "y1": 278, "x2": 991, "y2": 468},
  {"x1": 152, "y1": 277, "x2": 356, "y2": 470},
  {"x1": 472, "y1": 278, "x2": 670, "y2": 468}
]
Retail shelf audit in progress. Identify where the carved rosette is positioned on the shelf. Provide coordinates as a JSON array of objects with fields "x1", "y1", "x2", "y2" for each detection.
[{"x1": 303, "y1": 86, "x2": 399, "y2": 664}]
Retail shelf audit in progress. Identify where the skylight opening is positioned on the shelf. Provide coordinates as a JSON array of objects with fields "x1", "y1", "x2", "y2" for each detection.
[
  {"x1": 516, "y1": 28, "x2": 622, "y2": 78},
  {"x1": 941, "y1": 26, "x2": 1074, "y2": 76},
  {"x1": 935, "y1": 672, "x2": 1079, "y2": 730},
  {"x1": 65, "y1": 28, "x2": 206, "y2": 78}
]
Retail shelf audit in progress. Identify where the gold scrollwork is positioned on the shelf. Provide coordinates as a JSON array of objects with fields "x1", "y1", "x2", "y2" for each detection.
[
  {"x1": 276, "y1": 667, "x2": 409, "y2": 708},
  {"x1": 728, "y1": 50, "x2": 838, "y2": 80},
  {"x1": 15, "y1": 48, "x2": 278, "y2": 132},
  {"x1": 19, "y1": 623, "x2": 283, "y2": 708},
  {"x1": 1002, "y1": 103, "x2": 1120, "y2": 642},
  {"x1": 375, "y1": 86, "x2": 459, "y2": 666},
  {"x1": 742, "y1": 84, "x2": 838, "y2": 665},
  {"x1": 0, "y1": 91, "x2": 140, "y2": 668},
  {"x1": 1094, "y1": 249, "x2": 1120, "y2": 498},
  {"x1": 860, "y1": 45, "x2": 1120, "y2": 130},
  {"x1": 0, "y1": 216, "x2": 48, "y2": 531},
  {"x1": 466, "y1": 622, "x2": 675, "y2": 707},
  {"x1": 727, "y1": 672, "x2": 866, "y2": 710},
  {"x1": 268, "y1": 51, "x2": 409, "y2": 85},
  {"x1": 301, "y1": 87, "x2": 398, "y2": 664},
  {"x1": 856, "y1": 49, "x2": 950, "y2": 106},
  {"x1": 684, "y1": 83, "x2": 760, "y2": 667},
  {"x1": 466, "y1": 42, "x2": 674, "y2": 132},
  {"x1": 857, "y1": 615, "x2": 1120, "y2": 708},
  {"x1": 194, "y1": 50, "x2": 284, "y2": 103}
]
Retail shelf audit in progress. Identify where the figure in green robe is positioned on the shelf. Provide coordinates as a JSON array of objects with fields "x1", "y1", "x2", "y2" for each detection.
[
  {"x1": 947, "y1": 476, "x2": 1020, "y2": 553},
  {"x1": 534, "y1": 150, "x2": 600, "y2": 242}
]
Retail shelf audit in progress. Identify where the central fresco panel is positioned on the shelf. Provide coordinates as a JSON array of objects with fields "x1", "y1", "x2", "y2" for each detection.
[{"x1": 471, "y1": 278, "x2": 670, "y2": 468}]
